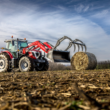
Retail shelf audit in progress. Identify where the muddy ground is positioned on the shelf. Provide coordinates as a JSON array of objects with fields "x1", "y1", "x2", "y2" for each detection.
[{"x1": 0, "y1": 69, "x2": 110, "y2": 110}]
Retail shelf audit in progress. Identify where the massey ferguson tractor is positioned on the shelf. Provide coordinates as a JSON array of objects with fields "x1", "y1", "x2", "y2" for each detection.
[{"x1": 0, "y1": 36, "x2": 94, "y2": 72}]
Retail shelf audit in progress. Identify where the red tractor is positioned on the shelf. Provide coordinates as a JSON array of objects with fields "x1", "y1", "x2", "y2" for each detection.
[{"x1": 0, "y1": 36, "x2": 86, "y2": 72}]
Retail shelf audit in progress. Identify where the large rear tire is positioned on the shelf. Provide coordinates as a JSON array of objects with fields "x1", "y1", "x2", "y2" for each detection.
[
  {"x1": 0, "y1": 53, "x2": 11, "y2": 72},
  {"x1": 35, "y1": 58, "x2": 49, "y2": 71},
  {"x1": 19, "y1": 56, "x2": 33, "y2": 72}
]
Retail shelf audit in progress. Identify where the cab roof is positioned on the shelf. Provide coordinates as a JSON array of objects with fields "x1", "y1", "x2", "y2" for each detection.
[{"x1": 4, "y1": 38, "x2": 27, "y2": 42}]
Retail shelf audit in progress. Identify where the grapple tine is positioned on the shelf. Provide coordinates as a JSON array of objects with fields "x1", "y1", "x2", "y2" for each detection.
[
  {"x1": 54, "y1": 36, "x2": 73, "y2": 50},
  {"x1": 73, "y1": 43, "x2": 76, "y2": 52},
  {"x1": 73, "y1": 39, "x2": 87, "y2": 52},
  {"x1": 81, "y1": 45, "x2": 83, "y2": 51},
  {"x1": 52, "y1": 36, "x2": 87, "y2": 53},
  {"x1": 74, "y1": 39, "x2": 84, "y2": 44},
  {"x1": 65, "y1": 42, "x2": 73, "y2": 51},
  {"x1": 84, "y1": 45, "x2": 87, "y2": 52},
  {"x1": 77, "y1": 44, "x2": 80, "y2": 51}
]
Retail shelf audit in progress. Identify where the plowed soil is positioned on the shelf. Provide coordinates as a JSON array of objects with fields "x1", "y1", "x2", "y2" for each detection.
[{"x1": 0, "y1": 69, "x2": 110, "y2": 110}]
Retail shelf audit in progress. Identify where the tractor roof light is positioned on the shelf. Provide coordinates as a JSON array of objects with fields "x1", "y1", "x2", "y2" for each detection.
[
  {"x1": 11, "y1": 36, "x2": 13, "y2": 38},
  {"x1": 24, "y1": 38, "x2": 26, "y2": 40},
  {"x1": 1, "y1": 47, "x2": 4, "y2": 49}
]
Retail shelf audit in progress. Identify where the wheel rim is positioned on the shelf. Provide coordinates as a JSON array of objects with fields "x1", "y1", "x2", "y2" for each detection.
[
  {"x1": 0, "y1": 58, "x2": 5, "y2": 71},
  {"x1": 20, "y1": 59, "x2": 29, "y2": 71}
]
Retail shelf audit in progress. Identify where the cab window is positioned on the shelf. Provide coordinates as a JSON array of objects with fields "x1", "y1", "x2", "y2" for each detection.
[
  {"x1": 18, "y1": 41, "x2": 28, "y2": 49},
  {"x1": 6, "y1": 41, "x2": 17, "y2": 52}
]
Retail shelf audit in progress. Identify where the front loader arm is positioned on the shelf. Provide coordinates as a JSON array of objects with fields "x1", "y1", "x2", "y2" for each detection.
[
  {"x1": 43, "y1": 42, "x2": 54, "y2": 49},
  {"x1": 22, "y1": 41, "x2": 51, "y2": 54}
]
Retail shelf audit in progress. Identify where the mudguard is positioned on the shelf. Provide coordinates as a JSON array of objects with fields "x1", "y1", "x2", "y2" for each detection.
[{"x1": 1, "y1": 51, "x2": 13, "y2": 59}]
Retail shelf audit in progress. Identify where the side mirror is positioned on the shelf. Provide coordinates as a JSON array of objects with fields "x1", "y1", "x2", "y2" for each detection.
[{"x1": 11, "y1": 40, "x2": 14, "y2": 46}]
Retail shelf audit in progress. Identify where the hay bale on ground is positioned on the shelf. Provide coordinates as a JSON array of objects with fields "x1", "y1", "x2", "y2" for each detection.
[{"x1": 71, "y1": 52, "x2": 97, "y2": 70}]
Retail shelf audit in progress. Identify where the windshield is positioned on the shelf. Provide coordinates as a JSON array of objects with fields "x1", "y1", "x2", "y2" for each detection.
[{"x1": 18, "y1": 41, "x2": 28, "y2": 49}]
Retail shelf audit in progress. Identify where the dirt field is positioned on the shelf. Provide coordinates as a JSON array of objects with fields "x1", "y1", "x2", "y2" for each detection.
[{"x1": 0, "y1": 69, "x2": 110, "y2": 110}]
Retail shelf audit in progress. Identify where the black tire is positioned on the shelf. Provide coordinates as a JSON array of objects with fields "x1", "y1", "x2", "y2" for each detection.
[
  {"x1": 19, "y1": 56, "x2": 33, "y2": 72},
  {"x1": 0, "y1": 53, "x2": 11, "y2": 72},
  {"x1": 43, "y1": 58, "x2": 49, "y2": 71},
  {"x1": 35, "y1": 58, "x2": 49, "y2": 71}
]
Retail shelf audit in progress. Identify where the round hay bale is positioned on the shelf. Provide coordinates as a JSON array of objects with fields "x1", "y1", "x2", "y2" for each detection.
[{"x1": 71, "y1": 52, "x2": 97, "y2": 70}]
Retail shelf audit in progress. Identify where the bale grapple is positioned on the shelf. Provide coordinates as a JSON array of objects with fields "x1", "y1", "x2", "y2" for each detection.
[{"x1": 46, "y1": 36, "x2": 87, "y2": 62}]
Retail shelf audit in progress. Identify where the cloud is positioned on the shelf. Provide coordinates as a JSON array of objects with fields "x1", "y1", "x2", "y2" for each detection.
[
  {"x1": 83, "y1": 6, "x2": 89, "y2": 12},
  {"x1": 91, "y1": 9, "x2": 110, "y2": 25},
  {"x1": 74, "y1": 4, "x2": 90, "y2": 13},
  {"x1": 74, "y1": 4, "x2": 84, "y2": 13},
  {"x1": 0, "y1": 0, "x2": 110, "y2": 61},
  {"x1": 55, "y1": 5, "x2": 67, "y2": 11},
  {"x1": 92, "y1": 10, "x2": 109, "y2": 18}
]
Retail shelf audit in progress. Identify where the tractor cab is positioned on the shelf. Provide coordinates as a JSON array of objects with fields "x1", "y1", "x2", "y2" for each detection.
[{"x1": 5, "y1": 38, "x2": 28, "y2": 58}]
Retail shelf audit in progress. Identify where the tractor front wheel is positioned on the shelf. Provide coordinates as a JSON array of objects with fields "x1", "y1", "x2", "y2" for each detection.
[
  {"x1": 19, "y1": 56, "x2": 33, "y2": 72},
  {"x1": 0, "y1": 53, "x2": 11, "y2": 72},
  {"x1": 35, "y1": 58, "x2": 49, "y2": 71}
]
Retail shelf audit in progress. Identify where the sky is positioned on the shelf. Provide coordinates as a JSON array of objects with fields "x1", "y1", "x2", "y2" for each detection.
[{"x1": 0, "y1": 0, "x2": 110, "y2": 61}]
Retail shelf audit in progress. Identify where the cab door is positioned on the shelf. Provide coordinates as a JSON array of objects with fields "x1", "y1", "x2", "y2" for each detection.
[{"x1": 7, "y1": 41, "x2": 18, "y2": 58}]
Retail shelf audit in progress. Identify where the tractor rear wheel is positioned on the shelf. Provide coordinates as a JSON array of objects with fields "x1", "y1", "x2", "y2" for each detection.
[
  {"x1": 19, "y1": 56, "x2": 33, "y2": 72},
  {"x1": 0, "y1": 53, "x2": 11, "y2": 72},
  {"x1": 35, "y1": 58, "x2": 49, "y2": 71}
]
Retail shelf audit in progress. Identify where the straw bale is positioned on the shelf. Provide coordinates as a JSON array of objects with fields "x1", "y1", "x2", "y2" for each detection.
[{"x1": 71, "y1": 52, "x2": 97, "y2": 70}]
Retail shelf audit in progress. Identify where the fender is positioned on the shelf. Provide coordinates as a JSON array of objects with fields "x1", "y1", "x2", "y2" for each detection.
[{"x1": 2, "y1": 51, "x2": 13, "y2": 59}]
